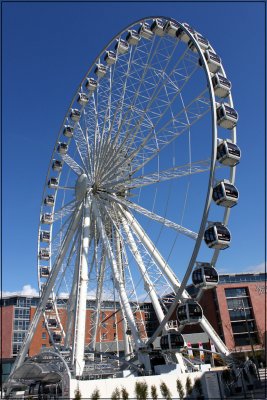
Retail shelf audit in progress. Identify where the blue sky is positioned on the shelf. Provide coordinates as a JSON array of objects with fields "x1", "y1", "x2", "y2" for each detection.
[{"x1": 2, "y1": 1, "x2": 265, "y2": 294}]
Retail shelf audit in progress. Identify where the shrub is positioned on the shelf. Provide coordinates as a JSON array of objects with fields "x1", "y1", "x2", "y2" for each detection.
[
  {"x1": 111, "y1": 387, "x2": 120, "y2": 400},
  {"x1": 135, "y1": 381, "x2": 148, "y2": 400},
  {"x1": 186, "y1": 376, "x2": 193, "y2": 396},
  {"x1": 160, "y1": 382, "x2": 172, "y2": 400},
  {"x1": 74, "y1": 388, "x2": 82, "y2": 400},
  {"x1": 91, "y1": 388, "x2": 100, "y2": 400},
  {"x1": 121, "y1": 387, "x2": 129, "y2": 400},
  {"x1": 151, "y1": 385, "x2": 158, "y2": 400},
  {"x1": 176, "y1": 378, "x2": 185, "y2": 399}
]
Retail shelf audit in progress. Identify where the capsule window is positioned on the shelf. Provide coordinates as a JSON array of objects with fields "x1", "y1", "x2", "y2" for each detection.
[
  {"x1": 41, "y1": 213, "x2": 53, "y2": 224},
  {"x1": 40, "y1": 230, "x2": 50, "y2": 242},
  {"x1": 104, "y1": 51, "x2": 117, "y2": 65},
  {"x1": 95, "y1": 64, "x2": 108, "y2": 77},
  {"x1": 163, "y1": 20, "x2": 179, "y2": 37}
]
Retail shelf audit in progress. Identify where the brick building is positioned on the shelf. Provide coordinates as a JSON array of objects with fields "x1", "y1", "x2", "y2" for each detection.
[{"x1": 1, "y1": 272, "x2": 266, "y2": 382}]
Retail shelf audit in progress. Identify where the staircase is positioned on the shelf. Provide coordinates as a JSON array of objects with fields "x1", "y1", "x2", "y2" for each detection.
[{"x1": 258, "y1": 368, "x2": 267, "y2": 386}]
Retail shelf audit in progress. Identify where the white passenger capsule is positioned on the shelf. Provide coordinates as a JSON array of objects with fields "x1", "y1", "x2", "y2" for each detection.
[
  {"x1": 138, "y1": 22, "x2": 153, "y2": 39},
  {"x1": 77, "y1": 92, "x2": 89, "y2": 106},
  {"x1": 40, "y1": 230, "x2": 50, "y2": 242},
  {"x1": 44, "y1": 195, "x2": 55, "y2": 207},
  {"x1": 217, "y1": 139, "x2": 241, "y2": 166},
  {"x1": 70, "y1": 108, "x2": 81, "y2": 122},
  {"x1": 177, "y1": 300, "x2": 203, "y2": 325},
  {"x1": 52, "y1": 160, "x2": 63, "y2": 172},
  {"x1": 163, "y1": 20, "x2": 179, "y2": 37},
  {"x1": 212, "y1": 74, "x2": 232, "y2": 98},
  {"x1": 115, "y1": 39, "x2": 129, "y2": 54},
  {"x1": 52, "y1": 333, "x2": 62, "y2": 343},
  {"x1": 176, "y1": 23, "x2": 195, "y2": 43},
  {"x1": 160, "y1": 331, "x2": 185, "y2": 351},
  {"x1": 86, "y1": 77, "x2": 97, "y2": 92},
  {"x1": 212, "y1": 180, "x2": 239, "y2": 208},
  {"x1": 48, "y1": 318, "x2": 58, "y2": 328},
  {"x1": 188, "y1": 32, "x2": 209, "y2": 52},
  {"x1": 57, "y1": 142, "x2": 68, "y2": 155},
  {"x1": 201, "y1": 50, "x2": 221, "y2": 73},
  {"x1": 192, "y1": 262, "x2": 219, "y2": 289},
  {"x1": 204, "y1": 222, "x2": 231, "y2": 250},
  {"x1": 39, "y1": 248, "x2": 50, "y2": 261},
  {"x1": 41, "y1": 213, "x2": 53, "y2": 224},
  {"x1": 48, "y1": 177, "x2": 58, "y2": 189},
  {"x1": 151, "y1": 19, "x2": 165, "y2": 36},
  {"x1": 95, "y1": 63, "x2": 108, "y2": 77},
  {"x1": 126, "y1": 30, "x2": 140, "y2": 45},
  {"x1": 40, "y1": 266, "x2": 50, "y2": 277},
  {"x1": 217, "y1": 103, "x2": 238, "y2": 129},
  {"x1": 104, "y1": 50, "x2": 117, "y2": 65}
]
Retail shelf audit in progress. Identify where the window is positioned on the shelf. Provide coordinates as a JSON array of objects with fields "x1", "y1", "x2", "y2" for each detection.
[
  {"x1": 225, "y1": 288, "x2": 248, "y2": 298},
  {"x1": 42, "y1": 332, "x2": 46, "y2": 339},
  {"x1": 42, "y1": 344, "x2": 46, "y2": 348},
  {"x1": 101, "y1": 333, "x2": 107, "y2": 340},
  {"x1": 113, "y1": 333, "x2": 117, "y2": 340}
]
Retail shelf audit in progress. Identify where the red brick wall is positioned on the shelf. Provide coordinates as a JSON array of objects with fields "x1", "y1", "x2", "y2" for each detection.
[
  {"x1": 215, "y1": 282, "x2": 266, "y2": 352},
  {"x1": 0, "y1": 305, "x2": 13, "y2": 358}
]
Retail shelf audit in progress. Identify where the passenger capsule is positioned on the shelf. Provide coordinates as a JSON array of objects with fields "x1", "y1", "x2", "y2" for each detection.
[
  {"x1": 212, "y1": 180, "x2": 239, "y2": 208},
  {"x1": 104, "y1": 50, "x2": 117, "y2": 65},
  {"x1": 40, "y1": 230, "x2": 50, "y2": 242},
  {"x1": 45, "y1": 301, "x2": 53, "y2": 311},
  {"x1": 126, "y1": 30, "x2": 140, "y2": 45},
  {"x1": 217, "y1": 139, "x2": 241, "y2": 166},
  {"x1": 201, "y1": 50, "x2": 221, "y2": 73},
  {"x1": 115, "y1": 39, "x2": 129, "y2": 55},
  {"x1": 217, "y1": 103, "x2": 238, "y2": 129},
  {"x1": 160, "y1": 332, "x2": 185, "y2": 351},
  {"x1": 177, "y1": 300, "x2": 203, "y2": 325},
  {"x1": 52, "y1": 333, "x2": 62, "y2": 343},
  {"x1": 86, "y1": 78, "x2": 97, "y2": 92},
  {"x1": 176, "y1": 23, "x2": 195, "y2": 43},
  {"x1": 151, "y1": 19, "x2": 165, "y2": 36},
  {"x1": 52, "y1": 160, "x2": 63, "y2": 172},
  {"x1": 48, "y1": 318, "x2": 58, "y2": 328},
  {"x1": 70, "y1": 108, "x2": 81, "y2": 122},
  {"x1": 163, "y1": 20, "x2": 179, "y2": 37},
  {"x1": 63, "y1": 125, "x2": 74, "y2": 138},
  {"x1": 40, "y1": 266, "x2": 50, "y2": 278},
  {"x1": 192, "y1": 262, "x2": 219, "y2": 289},
  {"x1": 212, "y1": 74, "x2": 231, "y2": 98},
  {"x1": 57, "y1": 142, "x2": 68, "y2": 155},
  {"x1": 41, "y1": 213, "x2": 53, "y2": 224},
  {"x1": 77, "y1": 92, "x2": 89, "y2": 106},
  {"x1": 188, "y1": 33, "x2": 209, "y2": 52},
  {"x1": 44, "y1": 195, "x2": 55, "y2": 207},
  {"x1": 204, "y1": 222, "x2": 231, "y2": 250},
  {"x1": 39, "y1": 248, "x2": 50, "y2": 261},
  {"x1": 95, "y1": 63, "x2": 108, "y2": 78},
  {"x1": 138, "y1": 22, "x2": 153, "y2": 40},
  {"x1": 48, "y1": 177, "x2": 59, "y2": 189}
]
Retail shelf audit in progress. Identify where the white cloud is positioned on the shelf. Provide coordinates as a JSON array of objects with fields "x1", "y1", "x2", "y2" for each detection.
[
  {"x1": 244, "y1": 262, "x2": 266, "y2": 273},
  {"x1": 217, "y1": 261, "x2": 266, "y2": 275},
  {"x1": 2, "y1": 284, "x2": 39, "y2": 297}
]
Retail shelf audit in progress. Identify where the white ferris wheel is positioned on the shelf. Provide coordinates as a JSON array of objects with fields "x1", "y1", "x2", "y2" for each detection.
[{"x1": 12, "y1": 17, "x2": 241, "y2": 378}]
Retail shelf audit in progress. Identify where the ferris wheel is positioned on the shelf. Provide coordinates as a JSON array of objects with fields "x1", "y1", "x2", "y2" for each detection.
[{"x1": 12, "y1": 16, "x2": 241, "y2": 377}]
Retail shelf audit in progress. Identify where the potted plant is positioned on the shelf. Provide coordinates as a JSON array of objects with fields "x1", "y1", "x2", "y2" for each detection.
[
  {"x1": 121, "y1": 386, "x2": 129, "y2": 400},
  {"x1": 135, "y1": 381, "x2": 148, "y2": 400},
  {"x1": 74, "y1": 388, "x2": 82, "y2": 400},
  {"x1": 151, "y1": 385, "x2": 158, "y2": 400},
  {"x1": 159, "y1": 382, "x2": 172, "y2": 400},
  {"x1": 186, "y1": 376, "x2": 193, "y2": 397},
  {"x1": 91, "y1": 388, "x2": 100, "y2": 400},
  {"x1": 111, "y1": 387, "x2": 120, "y2": 400},
  {"x1": 176, "y1": 378, "x2": 185, "y2": 399}
]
